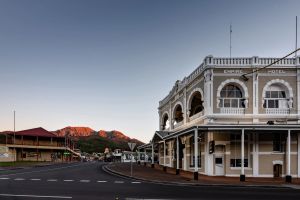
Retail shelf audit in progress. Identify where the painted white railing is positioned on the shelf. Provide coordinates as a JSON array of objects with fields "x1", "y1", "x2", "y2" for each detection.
[
  {"x1": 189, "y1": 112, "x2": 203, "y2": 121},
  {"x1": 265, "y1": 108, "x2": 290, "y2": 115},
  {"x1": 220, "y1": 108, "x2": 245, "y2": 114},
  {"x1": 173, "y1": 121, "x2": 184, "y2": 129}
]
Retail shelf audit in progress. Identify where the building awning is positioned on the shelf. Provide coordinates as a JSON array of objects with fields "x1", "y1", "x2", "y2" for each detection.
[{"x1": 162, "y1": 124, "x2": 300, "y2": 140}]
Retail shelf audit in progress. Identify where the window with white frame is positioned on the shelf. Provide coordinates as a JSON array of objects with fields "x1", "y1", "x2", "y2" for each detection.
[
  {"x1": 263, "y1": 85, "x2": 289, "y2": 109},
  {"x1": 219, "y1": 84, "x2": 245, "y2": 108}
]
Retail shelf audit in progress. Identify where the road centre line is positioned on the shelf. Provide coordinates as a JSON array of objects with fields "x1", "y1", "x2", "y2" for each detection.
[
  {"x1": 30, "y1": 179, "x2": 41, "y2": 181},
  {"x1": 0, "y1": 177, "x2": 10, "y2": 180},
  {"x1": 97, "y1": 180, "x2": 107, "y2": 183},
  {"x1": 47, "y1": 179, "x2": 57, "y2": 182},
  {"x1": 79, "y1": 180, "x2": 90, "y2": 183},
  {"x1": 114, "y1": 181, "x2": 124, "y2": 183},
  {"x1": 0, "y1": 193, "x2": 72, "y2": 199},
  {"x1": 131, "y1": 182, "x2": 141, "y2": 184},
  {"x1": 63, "y1": 180, "x2": 74, "y2": 182},
  {"x1": 14, "y1": 178, "x2": 25, "y2": 181}
]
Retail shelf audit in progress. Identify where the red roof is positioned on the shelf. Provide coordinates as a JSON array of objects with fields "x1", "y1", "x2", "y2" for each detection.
[{"x1": 13, "y1": 127, "x2": 58, "y2": 138}]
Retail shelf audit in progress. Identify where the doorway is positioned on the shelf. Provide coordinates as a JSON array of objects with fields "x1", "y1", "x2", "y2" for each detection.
[
  {"x1": 273, "y1": 164, "x2": 282, "y2": 178},
  {"x1": 215, "y1": 156, "x2": 225, "y2": 176}
]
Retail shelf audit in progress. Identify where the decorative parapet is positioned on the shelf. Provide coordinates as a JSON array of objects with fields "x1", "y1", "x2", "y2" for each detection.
[{"x1": 158, "y1": 55, "x2": 298, "y2": 108}]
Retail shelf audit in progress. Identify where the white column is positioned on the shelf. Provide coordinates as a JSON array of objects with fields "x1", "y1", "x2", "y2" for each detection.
[
  {"x1": 205, "y1": 132, "x2": 213, "y2": 175},
  {"x1": 298, "y1": 133, "x2": 300, "y2": 178},
  {"x1": 194, "y1": 129, "x2": 199, "y2": 172},
  {"x1": 241, "y1": 129, "x2": 245, "y2": 176},
  {"x1": 253, "y1": 132, "x2": 259, "y2": 177},
  {"x1": 297, "y1": 68, "x2": 300, "y2": 123},
  {"x1": 151, "y1": 143, "x2": 154, "y2": 165},
  {"x1": 176, "y1": 137, "x2": 179, "y2": 170},
  {"x1": 253, "y1": 72, "x2": 259, "y2": 123},
  {"x1": 163, "y1": 141, "x2": 166, "y2": 166},
  {"x1": 144, "y1": 148, "x2": 147, "y2": 162},
  {"x1": 287, "y1": 130, "x2": 291, "y2": 176}
]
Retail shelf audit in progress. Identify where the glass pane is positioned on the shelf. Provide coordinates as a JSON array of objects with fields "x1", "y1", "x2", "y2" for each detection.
[
  {"x1": 275, "y1": 100, "x2": 279, "y2": 108},
  {"x1": 224, "y1": 99, "x2": 230, "y2": 107},
  {"x1": 231, "y1": 99, "x2": 238, "y2": 107},
  {"x1": 268, "y1": 100, "x2": 275, "y2": 108},
  {"x1": 219, "y1": 99, "x2": 223, "y2": 107},
  {"x1": 215, "y1": 158, "x2": 223, "y2": 164},
  {"x1": 240, "y1": 99, "x2": 245, "y2": 108},
  {"x1": 220, "y1": 90, "x2": 226, "y2": 97},
  {"x1": 235, "y1": 89, "x2": 242, "y2": 98},
  {"x1": 279, "y1": 91, "x2": 286, "y2": 98},
  {"x1": 266, "y1": 91, "x2": 270, "y2": 98},
  {"x1": 271, "y1": 91, "x2": 278, "y2": 98},
  {"x1": 227, "y1": 89, "x2": 235, "y2": 97}
]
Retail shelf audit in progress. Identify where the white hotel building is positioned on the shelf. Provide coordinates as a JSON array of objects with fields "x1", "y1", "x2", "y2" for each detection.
[{"x1": 138, "y1": 55, "x2": 300, "y2": 182}]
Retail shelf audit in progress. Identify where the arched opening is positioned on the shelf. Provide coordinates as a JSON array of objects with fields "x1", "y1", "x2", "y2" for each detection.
[
  {"x1": 219, "y1": 84, "x2": 245, "y2": 108},
  {"x1": 162, "y1": 114, "x2": 169, "y2": 130},
  {"x1": 263, "y1": 84, "x2": 289, "y2": 109},
  {"x1": 174, "y1": 104, "x2": 183, "y2": 125},
  {"x1": 189, "y1": 91, "x2": 204, "y2": 117}
]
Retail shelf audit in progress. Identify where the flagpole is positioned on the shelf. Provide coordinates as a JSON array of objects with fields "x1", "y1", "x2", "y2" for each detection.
[
  {"x1": 230, "y1": 23, "x2": 232, "y2": 59},
  {"x1": 296, "y1": 16, "x2": 298, "y2": 57}
]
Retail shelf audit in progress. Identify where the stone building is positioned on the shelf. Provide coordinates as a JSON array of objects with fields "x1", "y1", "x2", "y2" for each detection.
[{"x1": 138, "y1": 55, "x2": 300, "y2": 182}]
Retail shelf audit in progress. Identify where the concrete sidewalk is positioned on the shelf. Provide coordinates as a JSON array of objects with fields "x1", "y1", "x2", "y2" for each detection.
[{"x1": 105, "y1": 162, "x2": 300, "y2": 188}]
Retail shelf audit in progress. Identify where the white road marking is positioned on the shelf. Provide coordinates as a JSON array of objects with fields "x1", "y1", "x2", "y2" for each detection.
[
  {"x1": 0, "y1": 193, "x2": 72, "y2": 199},
  {"x1": 63, "y1": 180, "x2": 74, "y2": 182},
  {"x1": 97, "y1": 180, "x2": 107, "y2": 183},
  {"x1": 30, "y1": 178, "x2": 41, "y2": 181},
  {"x1": 14, "y1": 178, "x2": 25, "y2": 181},
  {"x1": 79, "y1": 180, "x2": 90, "y2": 183},
  {"x1": 131, "y1": 181, "x2": 141, "y2": 184},
  {"x1": 0, "y1": 177, "x2": 10, "y2": 180},
  {"x1": 47, "y1": 179, "x2": 58, "y2": 182},
  {"x1": 114, "y1": 181, "x2": 124, "y2": 184}
]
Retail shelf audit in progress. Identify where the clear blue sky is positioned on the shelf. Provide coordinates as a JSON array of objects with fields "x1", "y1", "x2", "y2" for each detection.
[{"x1": 0, "y1": 0, "x2": 299, "y2": 142}]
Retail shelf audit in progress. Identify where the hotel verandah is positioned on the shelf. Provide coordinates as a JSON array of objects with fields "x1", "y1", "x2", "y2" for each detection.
[
  {"x1": 0, "y1": 127, "x2": 78, "y2": 162},
  {"x1": 138, "y1": 55, "x2": 300, "y2": 182}
]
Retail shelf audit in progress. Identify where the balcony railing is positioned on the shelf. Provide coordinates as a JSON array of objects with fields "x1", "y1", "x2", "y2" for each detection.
[
  {"x1": 220, "y1": 108, "x2": 245, "y2": 114},
  {"x1": 173, "y1": 121, "x2": 184, "y2": 129},
  {"x1": 265, "y1": 108, "x2": 290, "y2": 115}
]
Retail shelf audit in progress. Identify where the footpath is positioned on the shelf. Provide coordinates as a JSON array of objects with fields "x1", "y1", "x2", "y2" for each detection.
[{"x1": 104, "y1": 162, "x2": 300, "y2": 188}]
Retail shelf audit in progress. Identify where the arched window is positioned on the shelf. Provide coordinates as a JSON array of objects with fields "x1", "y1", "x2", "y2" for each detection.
[
  {"x1": 162, "y1": 114, "x2": 169, "y2": 130},
  {"x1": 263, "y1": 84, "x2": 289, "y2": 109},
  {"x1": 219, "y1": 84, "x2": 245, "y2": 108},
  {"x1": 189, "y1": 91, "x2": 204, "y2": 117},
  {"x1": 174, "y1": 104, "x2": 183, "y2": 124}
]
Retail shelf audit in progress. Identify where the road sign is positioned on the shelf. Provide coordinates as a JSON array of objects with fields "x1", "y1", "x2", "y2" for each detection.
[{"x1": 128, "y1": 142, "x2": 136, "y2": 151}]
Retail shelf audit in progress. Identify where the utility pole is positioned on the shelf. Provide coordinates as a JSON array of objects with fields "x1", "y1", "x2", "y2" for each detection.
[{"x1": 13, "y1": 110, "x2": 15, "y2": 144}]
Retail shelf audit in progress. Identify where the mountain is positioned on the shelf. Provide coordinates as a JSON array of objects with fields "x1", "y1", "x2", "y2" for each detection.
[
  {"x1": 53, "y1": 126, "x2": 144, "y2": 153},
  {"x1": 54, "y1": 126, "x2": 95, "y2": 137}
]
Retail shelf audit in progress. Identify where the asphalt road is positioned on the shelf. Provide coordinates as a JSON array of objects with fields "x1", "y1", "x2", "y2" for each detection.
[{"x1": 0, "y1": 162, "x2": 299, "y2": 200}]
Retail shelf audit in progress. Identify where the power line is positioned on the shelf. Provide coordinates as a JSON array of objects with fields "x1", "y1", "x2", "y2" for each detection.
[{"x1": 241, "y1": 48, "x2": 300, "y2": 81}]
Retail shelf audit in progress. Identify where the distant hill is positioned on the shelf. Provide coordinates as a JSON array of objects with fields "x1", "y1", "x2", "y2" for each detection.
[{"x1": 53, "y1": 126, "x2": 144, "y2": 153}]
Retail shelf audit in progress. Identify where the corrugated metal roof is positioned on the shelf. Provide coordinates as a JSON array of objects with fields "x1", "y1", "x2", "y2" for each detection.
[{"x1": 13, "y1": 127, "x2": 58, "y2": 138}]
